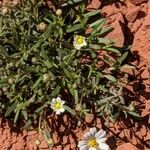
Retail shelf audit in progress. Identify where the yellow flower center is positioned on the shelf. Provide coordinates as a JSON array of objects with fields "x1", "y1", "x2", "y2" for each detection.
[
  {"x1": 54, "y1": 102, "x2": 62, "y2": 109},
  {"x1": 76, "y1": 36, "x2": 84, "y2": 44},
  {"x1": 88, "y1": 138, "x2": 98, "y2": 148}
]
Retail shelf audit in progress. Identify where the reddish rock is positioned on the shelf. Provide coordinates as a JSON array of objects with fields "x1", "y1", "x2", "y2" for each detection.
[
  {"x1": 85, "y1": 113, "x2": 94, "y2": 123},
  {"x1": 63, "y1": 144, "x2": 70, "y2": 150},
  {"x1": 117, "y1": 143, "x2": 138, "y2": 150},
  {"x1": 126, "y1": 7, "x2": 140, "y2": 22},
  {"x1": 140, "y1": 125, "x2": 147, "y2": 137},
  {"x1": 28, "y1": 130, "x2": 37, "y2": 136},
  {"x1": 39, "y1": 140, "x2": 48, "y2": 149},
  {"x1": 129, "y1": 0, "x2": 148, "y2": 5},
  {"x1": 106, "y1": 13, "x2": 125, "y2": 47},
  {"x1": 142, "y1": 100, "x2": 150, "y2": 116},
  {"x1": 87, "y1": 0, "x2": 101, "y2": 9},
  {"x1": 102, "y1": 4, "x2": 119, "y2": 17},
  {"x1": 131, "y1": 1, "x2": 150, "y2": 66}
]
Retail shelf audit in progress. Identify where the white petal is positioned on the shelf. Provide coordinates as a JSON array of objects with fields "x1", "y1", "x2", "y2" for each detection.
[
  {"x1": 79, "y1": 145, "x2": 88, "y2": 150},
  {"x1": 95, "y1": 130, "x2": 106, "y2": 139},
  {"x1": 90, "y1": 127, "x2": 97, "y2": 136},
  {"x1": 52, "y1": 98, "x2": 56, "y2": 103},
  {"x1": 96, "y1": 138, "x2": 107, "y2": 144},
  {"x1": 55, "y1": 110, "x2": 61, "y2": 115},
  {"x1": 83, "y1": 132, "x2": 91, "y2": 140},
  {"x1": 61, "y1": 101, "x2": 65, "y2": 104},
  {"x1": 56, "y1": 97, "x2": 61, "y2": 101},
  {"x1": 60, "y1": 108, "x2": 65, "y2": 113},
  {"x1": 74, "y1": 45, "x2": 81, "y2": 50},
  {"x1": 78, "y1": 141, "x2": 87, "y2": 147},
  {"x1": 83, "y1": 42, "x2": 87, "y2": 46},
  {"x1": 99, "y1": 142, "x2": 110, "y2": 150},
  {"x1": 74, "y1": 35, "x2": 78, "y2": 40},
  {"x1": 89, "y1": 148, "x2": 97, "y2": 150}
]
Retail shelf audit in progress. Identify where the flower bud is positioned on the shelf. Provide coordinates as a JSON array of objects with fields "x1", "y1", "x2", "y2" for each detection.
[
  {"x1": 75, "y1": 104, "x2": 82, "y2": 112},
  {"x1": 8, "y1": 78, "x2": 14, "y2": 84},
  {"x1": 2, "y1": 87, "x2": 8, "y2": 92},
  {"x1": 31, "y1": 57, "x2": 37, "y2": 64},
  {"x1": 56, "y1": 9, "x2": 62, "y2": 16},
  {"x1": 2, "y1": 7, "x2": 9, "y2": 15},
  {"x1": 43, "y1": 74, "x2": 50, "y2": 82},
  {"x1": 37, "y1": 22, "x2": 47, "y2": 32}
]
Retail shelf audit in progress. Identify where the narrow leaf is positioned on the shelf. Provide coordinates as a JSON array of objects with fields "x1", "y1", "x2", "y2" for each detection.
[
  {"x1": 104, "y1": 75, "x2": 117, "y2": 83},
  {"x1": 66, "y1": 24, "x2": 83, "y2": 33},
  {"x1": 63, "y1": 105, "x2": 76, "y2": 115}
]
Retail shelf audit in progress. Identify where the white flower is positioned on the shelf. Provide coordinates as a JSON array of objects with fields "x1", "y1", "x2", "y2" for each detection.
[
  {"x1": 73, "y1": 35, "x2": 87, "y2": 50},
  {"x1": 51, "y1": 97, "x2": 65, "y2": 115},
  {"x1": 78, "y1": 127, "x2": 110, "y2": 150},
  {"x1": 37, "y1": 22, "x2": 47, "y2": 32},
  {"x1": 56, "y1": 9, "x2": 62, "y2": 16}
]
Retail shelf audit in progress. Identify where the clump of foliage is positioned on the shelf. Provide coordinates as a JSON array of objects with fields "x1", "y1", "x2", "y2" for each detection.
[{"x1": 0, "y1": 0, "x2": 138, "y2": 135}]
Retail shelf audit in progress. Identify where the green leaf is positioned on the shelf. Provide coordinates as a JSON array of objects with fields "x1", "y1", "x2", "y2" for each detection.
[
  {"x1": 63, "y1": 105, "x2": 76, "y2": 115},
  {"x1": 74, "y1": 89, "x2": 79, "y2": 103},
  {"x1": 103, "y1": 47, "x2": 120, "y2": 54},
  {"x1": 63, "y1": 68, "x2": 74, "y2": 80},
  {"x1": 82, "y1": 16, "x2": 89, "y2": 26},
  {"x1": 97, "y1": 38, "x2": 112, "y2": 45},
  {"x1": 51, "y1": 85, "x2": 61, "y2": 97},
  {"x1": 85, "y1": 10, "x2": 101, "y2": 17},
  {"x1": 32, "y1": 76, "x2": 42, "y2": 89},
  {"x1": 89, "y1": 19, "x2": 106, "y2": 28},
  {"x1": 14, "y1": 109, "x2": 20, "y2": 123},
  {"x1": 42, "y1": 128, "x2": 53, "y2": 147},
  {"x1": 117, "y1": 52, "x2": 128, "y2": 65},
  {"x1": 24, "y1": 119, "x2": 32, "y2": 130},
  {"x1": 22, "y1": 110, "x2": 28, "y2": 120},
  {"x1": 104, "y1": 75, "x2": 117, "y2": 83},
  {"x1": 99, "y1": 26, "x2": 113, "y2": 36},
  {"x1": 0, "y1": 45, "x2": 9, "y2": 58},
  {"x1": 43, "y1": 60, "x2": 53, "y2": 69},
  {"x1": 5, "y1": 102, "x2": 17, "y2": 117},
  {"x1": 89, "y1": 44, "x2": 102, "y2": 50},
  {"x1": 128, "y1": 111, "x2": 141, "y2": 118},
  {"x1": 90, "y1": 19, "x2": 107, "y2": 37},
  {"x1": 66, "y1": 24, "x2": 83, "y2": 33}
]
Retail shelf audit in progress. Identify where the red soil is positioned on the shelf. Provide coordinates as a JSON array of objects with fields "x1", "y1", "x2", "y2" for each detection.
[{"x1": 0, "y1": 0, "x2": 150, "y2": 149}]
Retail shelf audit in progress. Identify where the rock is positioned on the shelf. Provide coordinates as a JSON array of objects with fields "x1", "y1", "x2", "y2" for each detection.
[
  {"x1": 85, "y1": 113, "x2": 94, "y2": 124},
  {"x1": 140, "y1": 125, "x2": 147, "y2": 137},
  {"x1": 129, "y1": 0, "x2": 148, "y2": 5},
  {"x1": 87, "y1": 0, "x2": 101, "y2": 9},
  {"x1": 117, "y1": 143, "x2": 138, "y2": 150},
  {"x1": 106, "y1": 13, "x2": 125, "y2": 47},
  {"x1": 28, "y1": 131, "x2": 37, "y2": 136},
  {"x1": 102, "y1": 4, "x2": 119, "y2": 17},
  {"x1": 39, "y1": 140, "x2": 48, "y2": 149},
  {"x1": 126, "y1": 7, "x2": 140, "y2": 22},
  {"x1": 131, "y1": 1, "x2": 150, "y2": 64}
]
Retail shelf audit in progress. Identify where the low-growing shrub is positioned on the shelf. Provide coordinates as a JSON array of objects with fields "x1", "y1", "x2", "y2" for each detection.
[{"x1": 0, "y1": 0, "x2": 139, "y2": 144}]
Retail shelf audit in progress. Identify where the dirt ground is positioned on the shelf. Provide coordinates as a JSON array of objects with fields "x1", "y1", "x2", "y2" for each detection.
[{"x1": 0, "y1": 0, "x2": 150, "y2": 149}]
